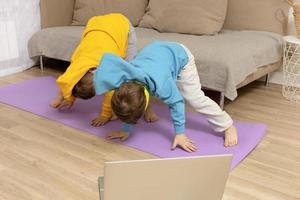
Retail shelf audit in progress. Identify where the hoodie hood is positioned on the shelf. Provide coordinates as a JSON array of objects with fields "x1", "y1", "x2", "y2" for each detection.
[{"x1": 93, "y1": 53, "x2": 153, "y2": 95}]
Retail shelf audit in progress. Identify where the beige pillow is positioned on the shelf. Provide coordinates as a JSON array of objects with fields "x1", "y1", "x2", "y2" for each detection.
[
  {"x1": 72, "y1": 0, "x2": 149, "y2": 26},
  {"x1": 139, "y1": 0, "x2": 228, "y2": 35},
  {"x1": 223, "y1": 0, "x2": 289, "y2": 35}
]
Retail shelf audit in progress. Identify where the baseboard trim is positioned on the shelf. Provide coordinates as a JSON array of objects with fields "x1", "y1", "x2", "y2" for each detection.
[
  {"x1": 258, "y1": 71, "x2": 284, "y2": 85},
  {"x1": 0, "y1": 63, "x2": 34, "y2": 77},
  {"x1": 269, "y1": 71, "x2": 284, "y2": 85}
]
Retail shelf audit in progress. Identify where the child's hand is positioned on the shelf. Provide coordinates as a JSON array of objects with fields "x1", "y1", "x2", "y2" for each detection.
[
  {"x1": 107, "y1": 131, "x2": 129, "y2": 141},
  {"x1": 51, "y1": 94, "x2": 64, "y2": 108},
  {"x1": 224, "y1": 125, "x2": 238, "y2": 147},
  {"x1": 172, "y1": 134, "x2": 197, "y2": 153},
  {"x1": 57, "y1": 99, "x2": 74, "y2": 110},
  {"x1": 91, "y1": 116, "x2": 110, "y2": 127},
  {"x1": 144, "y1": 106, "x2": 159, "y2": 123},
  {"x1": 91, "y1": 114, "x2": 118, "y2": 127}
]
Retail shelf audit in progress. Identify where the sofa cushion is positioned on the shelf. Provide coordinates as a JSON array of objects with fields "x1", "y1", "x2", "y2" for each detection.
[
  {"x1": 223, "y1": 0, "x2": 289, "y2": 35},
  {"x1": 28, "y1": 26, "x2": 283, "y2": 100},
  {"x1": 28, "y1": 26, "x2": 83, "y2": 61},
  {"x1": 71, "y1": 0, "x2": 148, "y2": 26},
  {"x1": 139, "y1": 0, "x2": 228, "y2": 35}
]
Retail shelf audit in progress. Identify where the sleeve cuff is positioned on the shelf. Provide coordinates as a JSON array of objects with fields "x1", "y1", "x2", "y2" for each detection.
[
  {"x1": 175, "y1": 126, "x2": 185, "y2": 135},
  {"x1": 66, "y1": 95, "x2": 76, "y2": 102},
  {"x1": 122, "y1": 123, "x2": 133, "y2": 134}
]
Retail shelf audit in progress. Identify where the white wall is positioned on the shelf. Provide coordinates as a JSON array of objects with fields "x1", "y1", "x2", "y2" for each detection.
[{"x1": 0, "y1": 0, "x2": 40, "y2": 77}]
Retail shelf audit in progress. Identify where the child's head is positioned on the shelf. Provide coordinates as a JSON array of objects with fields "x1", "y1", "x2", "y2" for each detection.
[
  {"x1": 72, "y1": 71, "x2": 96, "y2": 99},
  {"x1": 111, "y1": 81, "x2": 147, "y2": 124}
]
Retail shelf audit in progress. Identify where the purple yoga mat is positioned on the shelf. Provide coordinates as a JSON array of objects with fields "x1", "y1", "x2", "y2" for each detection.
[{"x1": 0, "y1": 77, "x2": 266, "y2": 169}]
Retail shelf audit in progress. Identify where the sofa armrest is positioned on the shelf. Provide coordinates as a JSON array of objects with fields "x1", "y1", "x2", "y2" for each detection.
[{"x1": 40, "y1": 0, "x2": 75, "y2": 28}]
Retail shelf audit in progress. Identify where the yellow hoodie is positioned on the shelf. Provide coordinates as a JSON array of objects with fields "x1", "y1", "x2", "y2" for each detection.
[{"x1": 56, "y1": 13, "x2": 130, "y2": 118}]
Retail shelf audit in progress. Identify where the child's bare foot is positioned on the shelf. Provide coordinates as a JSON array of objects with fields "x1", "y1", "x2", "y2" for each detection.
[
  {"x1": 144, "y1": 106, "x2": 159, "y2": 123},
  {"x1": 51, "y1": 92, "x2": 64, "y2": 108},
  {"x1": 224, "y1": 125, "x2": 238, "y2": 147}
]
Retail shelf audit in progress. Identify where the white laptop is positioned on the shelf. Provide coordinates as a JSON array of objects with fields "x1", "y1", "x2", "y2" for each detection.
[{"x1": 98, "y1": 155, "x2": 232, "y2": 200}]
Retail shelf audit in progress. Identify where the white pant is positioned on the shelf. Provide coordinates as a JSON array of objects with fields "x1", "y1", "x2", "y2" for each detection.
[{"x1": 176, "y1": 45, "x2": 233, "y2": 132}]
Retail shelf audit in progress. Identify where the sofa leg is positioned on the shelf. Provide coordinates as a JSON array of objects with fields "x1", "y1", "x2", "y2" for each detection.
[
  {"x1": 39, "y1": 56, "x2": 44, "y2": 72},
  {"x1": 219, "y1": 92, "x2": 225, "y2": 110},
  {"x1": 265, "y1": 73, "x2": 270, "y2": 86}
]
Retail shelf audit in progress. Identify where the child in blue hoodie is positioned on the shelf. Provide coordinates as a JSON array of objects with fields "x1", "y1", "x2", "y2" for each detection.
[{"x1": 72, "y1": 41, "x2": 238, "y2": 152}]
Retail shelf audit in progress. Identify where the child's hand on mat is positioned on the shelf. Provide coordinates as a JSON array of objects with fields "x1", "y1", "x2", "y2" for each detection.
[
  {"x1": 144, "y1": 106, "x2": 159, "y2": 123},
  {"x1": 91, "y1": 116, "x2": 110, "y2": 127},
  {"x1": 51, "y1": 95, "x2": 64, "y2": 108},
  {"x1": 224, "y1": 125, "x2": 238, "y2": 147},
  {"x1": 172, "y1": 134, "x2": 197, "y2": 153},
  {"x1": 91, "y1": 114, "x2": 118, "y2": 127},
  {"x1": 107, "y1": 131, "x2": 129, "y2": 141},
  {"x1": 57, "y1": 99, "x2": 74, "y2": 110}
]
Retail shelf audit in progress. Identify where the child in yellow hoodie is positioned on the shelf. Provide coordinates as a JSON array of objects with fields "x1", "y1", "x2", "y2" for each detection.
[{"x1": 51, "y1": 13, "x2": 158, "y2": 126}]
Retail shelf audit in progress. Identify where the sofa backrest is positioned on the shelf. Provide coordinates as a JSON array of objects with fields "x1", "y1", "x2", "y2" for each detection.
[
  {"x1": 224, "y1": 0, "x2": 289, "y2": 35},
  {"x1": 40, "y1": 0, "x2": 289, "y2": 35},
  {"x1": 40, "y1": 0, "x2": 75, "y2": 28}
]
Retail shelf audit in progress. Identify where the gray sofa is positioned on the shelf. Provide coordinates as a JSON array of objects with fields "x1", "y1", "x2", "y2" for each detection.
[{"x1": 28, "y1": 0, "x2": 289, "y2": 105}]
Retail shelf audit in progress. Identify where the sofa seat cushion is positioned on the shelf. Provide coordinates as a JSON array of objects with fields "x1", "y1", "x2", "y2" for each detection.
[
  {"x1": 28, "y1": 26, "x2": 283, "y2": 100},
  {"x1": 28, "y1": 26, "x2": 84, "y2": 62}
]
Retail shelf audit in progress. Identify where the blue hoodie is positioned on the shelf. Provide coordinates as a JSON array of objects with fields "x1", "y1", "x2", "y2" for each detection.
[{"x1": 94, "y1": 41, "x2": 189, "y2": 134}]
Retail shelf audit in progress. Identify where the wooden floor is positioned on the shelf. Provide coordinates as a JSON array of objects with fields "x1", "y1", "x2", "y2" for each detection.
[{"x1": 0, "y1": 66, "x2": 299, "y2": 200}]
